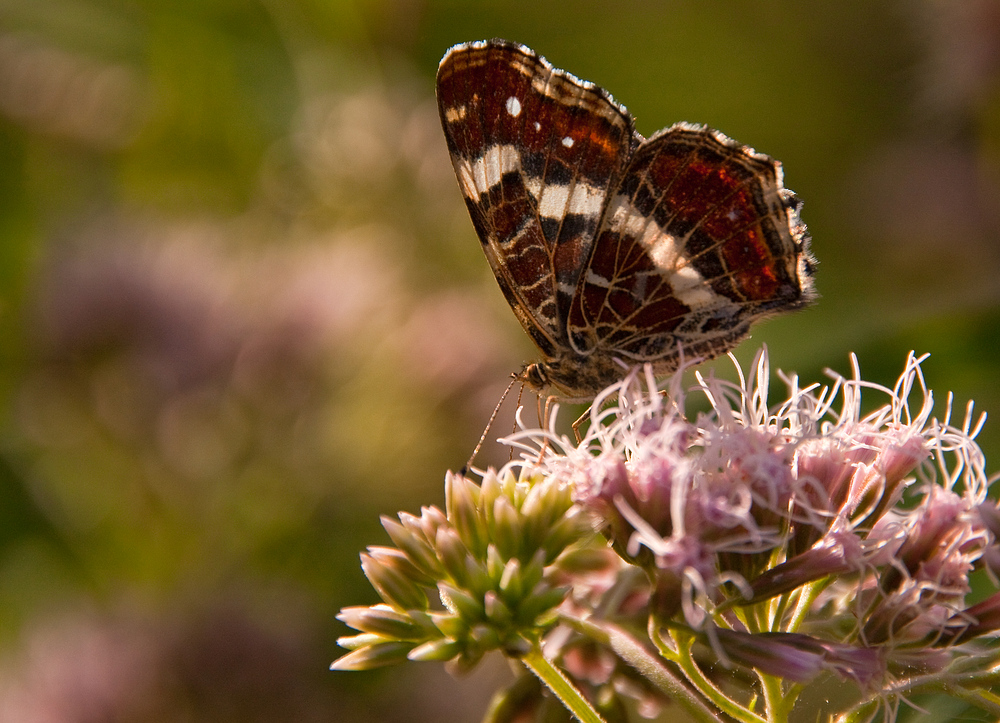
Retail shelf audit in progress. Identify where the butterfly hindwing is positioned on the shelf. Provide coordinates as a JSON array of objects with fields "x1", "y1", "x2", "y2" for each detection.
[{"x1": 567, "y1": 124, "x2": 813, "y2": 370}]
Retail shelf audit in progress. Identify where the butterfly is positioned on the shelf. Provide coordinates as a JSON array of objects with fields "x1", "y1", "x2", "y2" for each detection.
[{"x1": 436, "y1": 39, "x2": 815, "y2": 402}]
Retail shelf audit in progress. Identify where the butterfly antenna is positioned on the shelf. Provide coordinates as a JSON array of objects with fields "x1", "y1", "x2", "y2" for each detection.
[{"x1": 462, "y1": 374, "x2": 520, "y2": 476}]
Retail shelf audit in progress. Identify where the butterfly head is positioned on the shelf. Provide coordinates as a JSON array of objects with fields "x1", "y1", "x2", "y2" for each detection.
[
  {"x1": 517, "y1": 354, "x2": 630, "y2": 403},
  {"x1": 518, "y1": 362, "x2": 549, "y2": 392}
]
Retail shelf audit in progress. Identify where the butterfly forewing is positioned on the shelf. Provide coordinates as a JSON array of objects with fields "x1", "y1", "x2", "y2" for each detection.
[{"x1": 436, "y1": 41, "x2": 636, "y2": 355}]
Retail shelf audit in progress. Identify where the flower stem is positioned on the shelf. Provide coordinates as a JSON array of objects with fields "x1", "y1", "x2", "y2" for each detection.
[
  {"x1": 947, "y1": 686, "x2": 1000, "y2": 718},
  {"x1": 664, "y1": 628, "x2": 767, "y2": 723},
  {"x1": 760, "y1": 674, "x2": 789, "y2": 723},
  {"x1": 562, "y1": 614, "x2": 726, "y2": 723},
  {"x1": 786, "y1": 579, "x2": 829, "y2": 633},
  {"x1": 521, "y1": 646, "x2": 605, "y2": 723}
]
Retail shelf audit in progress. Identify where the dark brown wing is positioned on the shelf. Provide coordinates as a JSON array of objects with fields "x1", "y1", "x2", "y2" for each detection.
[
  {"x1": 436, "y1": 40, "x2": 637, "y2": 357},
  {"x1": 567, "y1": 123, "x2": 814, "y2": 370}
]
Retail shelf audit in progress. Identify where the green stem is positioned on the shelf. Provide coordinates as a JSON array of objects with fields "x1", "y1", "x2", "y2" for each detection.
[
  {"x1": 839, "y1": 662, "x2": 1000, "y2": 723},
  {"x1": 946, "y1": 686, "x2": 1000, "y2": 718},
  {"x1": 562, "y1": 614, "x2": 725, "y2": 723},
  {"x1": 883, "y1": 664, "x2": 1000, "y2": 699},
  {"x1": 521, "y1": 646, "x2": 605, "y2": 723},
  {"x1": 665, "y1": 629, "x2": 767, "y2": 723},
  {"x1": 786, "y1": 579, "x2": 829, "y2": 633},
  {"x1": 760, "y1": 674, "x2": 788, "y2": 723}
]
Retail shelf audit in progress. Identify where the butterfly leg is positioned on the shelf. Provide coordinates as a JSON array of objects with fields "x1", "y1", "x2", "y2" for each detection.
[{"x1": 571, "y1": 406, "x2": 593, "y2": 444}]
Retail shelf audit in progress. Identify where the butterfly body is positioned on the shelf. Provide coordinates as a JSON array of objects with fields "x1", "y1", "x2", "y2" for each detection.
[{"x1": 437, "y1": 40, "x2": 815, "y2": 401}]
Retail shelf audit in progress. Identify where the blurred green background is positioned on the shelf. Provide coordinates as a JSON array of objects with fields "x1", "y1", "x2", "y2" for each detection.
[{"x1": 0, "y1": 0, "x2": 997, "y2": 721}]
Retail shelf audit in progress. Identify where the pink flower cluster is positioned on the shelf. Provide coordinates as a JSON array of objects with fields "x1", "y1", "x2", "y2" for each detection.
[{"x1": 504, "y1": 350, "x2": 999, "y2": 691}]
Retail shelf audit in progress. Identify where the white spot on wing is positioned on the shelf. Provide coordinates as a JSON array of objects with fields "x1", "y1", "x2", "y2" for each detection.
[
  {"x1": 506, "y1": 96, "x2": 522, "y2": 117},
  {"x1": 483, "y1": 145, "x2": 502, "y2": 189},
  {"x1": 585, "y1": 269, "x2": 611, "y2": 287},
  {"x1": 444, "y1": 105, "x2": 467, "y2": 123},
  {"x1": 530, "y1": 75, "x2": 551, "y2": 96},
  {"x1": 533, "y1": 122, "x2": 541, "y2": 131},
  {"x1": 562, "y1": 136, "x2": 574, "y2": 148},
  {"x1": 456, "y1": 160, "x2": 477, "y2": 198},
  {"x1": 603, "y1": 194, "x2": 723, "y2": 309},
  {"x1": 472, "y1": 154, "x2": 488, "y2": 194},
  {"x1": 538, "y1": 184, "x2": 571, "y2": 219},
  {"x1": 524, "y1": 176, "x2": 542, "y2": 200},
  {"x1": 669, "y1": 266, "x2": 715, "y2": 307},
  {"x1": 606, "y1": 195, "x2": 643, "y2": 236},
  {"x1": 464, "y1": 145, "x2": 524, "y2": 198},
  {"x1": 607, "y1": 195, "x2": 679, "y2": 268},
  {"x1": 647, "y1": 231, "x2": 680, "y2": 269},
  {"x1": 499, "y1": 146, "x2": 520, "y2": 175},
  {"x1": 567, "y1": 183, "x2": 605, "y2": 217}
]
